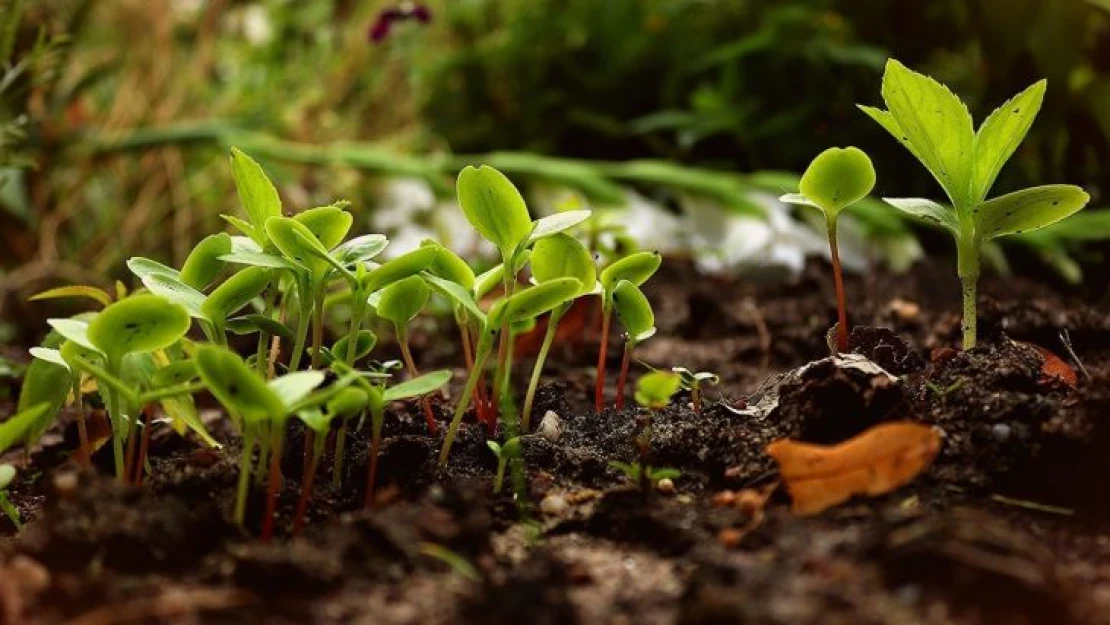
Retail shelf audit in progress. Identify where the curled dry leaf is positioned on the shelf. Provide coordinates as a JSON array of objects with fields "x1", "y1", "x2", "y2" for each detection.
[
  {"x1": 766, "y1": 422, "x2": 941, "y2": 516},
  {"x1": 1018, "y1": 341, "x2": 1078, "y2": 388}
]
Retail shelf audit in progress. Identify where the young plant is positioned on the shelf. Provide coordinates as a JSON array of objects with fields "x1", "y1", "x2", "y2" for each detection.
[
  {"x1": 376, "y1": 275, "x2": 438, "y2": 432},
  {"x1": 595, "y1": 251, "x2": 662, "y2": 411},
  {"x1": 860, "y1": 59, "x2": 1089, "y2": 349},
  {"x1": 0, "y1": 464, "x2": 19, "y2": 530},
  {"x1": 671, "y1": 366, "x2": 720, "y2": 414},
  {"x1": 292, "y1": 387, "x2": 367, "y2": 533},
  {"x1": 780, "y1": 147, "x2": 876, "y2": 352},
  {"x1": 486, "y1": 436, "x2": 521, "y2": 494},
  {"x1": 521, "y1": 233, "x2": 597, "y2": 430},
  {"x1": 625, "y1": 370, "x2": 681, "y2": 492},
  {"x1": 611, "y1": 280, "x2": 656, "y2": 410}
]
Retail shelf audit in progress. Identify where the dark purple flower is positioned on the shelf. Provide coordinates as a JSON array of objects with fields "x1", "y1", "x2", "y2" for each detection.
[{"x1": 369, "y1": 3, "x2": 432, "y2": 44}]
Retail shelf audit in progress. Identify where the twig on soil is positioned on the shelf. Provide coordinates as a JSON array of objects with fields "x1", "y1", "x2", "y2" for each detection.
[
  {"x1": 1058, "y1": 329, "x2": 1091, "y2": 382},
  {"x1": 990, "y1": 494, "x2": 1074, "y2": 517}
]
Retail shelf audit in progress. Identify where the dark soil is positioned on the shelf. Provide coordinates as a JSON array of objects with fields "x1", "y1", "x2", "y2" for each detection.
[{"x1": 3, "y1": 259, "x2": 1110, "y2": 625}]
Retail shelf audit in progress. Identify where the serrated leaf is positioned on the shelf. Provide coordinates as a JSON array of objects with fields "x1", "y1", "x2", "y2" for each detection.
[
  {"x1": 875, "y1": 59, "x2": 975, "y2": 209},
  {"x1": 180, "y1": 233, "x2": 232, "y2": 290},
  {"x1": 29, "y1": 285, "x2": 113, "y2": 308},
  {"x1": 976, "y1": 185, "x2": 1089, "y2": 241},
  {"x1": 882, "y1": 197, "x2": 959, "y2": 233},
  {"x1": 230, "y1": 147, "x2": 281, "y2": 236},
  {"x1": 528, "y1": 209, "x2": 592, "y2": 242},
  {"x1": 488, "y1": 278, "x2": 581, "y2": 327},
  {"x1": 456, "y1": 165, "x2": 533, "y2": 258},
  {"x1": 972, "y1": 80, "x2": 1046, "y2": 203},
  {"x1": 531, "y1": 233, "x2": 596, "y2": 292},
  {"x1": 383, "y1": 370, "x2": 452, "y2": 401}
]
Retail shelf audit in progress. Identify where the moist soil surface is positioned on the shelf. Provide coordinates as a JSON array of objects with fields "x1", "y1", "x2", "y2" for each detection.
[{"x1": 2, "y1": 259, "x2": 1110, "y2": 625}]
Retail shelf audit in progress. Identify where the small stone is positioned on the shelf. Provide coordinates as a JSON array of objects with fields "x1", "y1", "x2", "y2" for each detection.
[
  {"x1": 717, "y1": 528, "x2": 742, "y2": 549},
  {"x1": 538, "y1": 411, "x2": 562, "y2": 442},
  {"x1": 52, "y1": 471, "x2": 78, "y2": 498},
  {"x1": 711, "y1": 490, "x2": 736, "y2": 508},
  {"x1": 991, "y1": 423, "x2": 1012, "y2": 442},
  {"x1": 655, "y1": 478, "x2": 675, "y2": 495},
  {"x1": 889, "y1": 298, "x2": 921, "y2": 322},
  {"x1": 540, "y1": 494, "x2": 569, "y2": 517}
]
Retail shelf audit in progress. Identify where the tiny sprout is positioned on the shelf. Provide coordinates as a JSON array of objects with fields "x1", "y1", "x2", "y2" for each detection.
[
  {"x1": 860, "y1": 59, "x2": 1089, "y2": 349},
  {"x1": 780, "y1": 146, "x2": 875, "y2": 352},
  {"x1": 608, "y1": 461, "x2": 680, "y2": 490},
  {"x1": 486, "y1": 437, "x2": 522, "y2": 494},
  {"x1": 377, "y1": 275, "x2": 438, "y2": 432},
  {"x1": 0, "y1": 464, "x2": 19, "y2": 529},
  {"x1": 627, "y1": 370, "x2": 681, "y2": 492},
  {"x1": 612, "y1": 280, "x2": 656, "y2": 411},
  {"x1": 595, "y1": 251, "x2": 662, "y2": 411},
  {"x1": 672, "y1": 367, "x2": 720, "y2": 414}
]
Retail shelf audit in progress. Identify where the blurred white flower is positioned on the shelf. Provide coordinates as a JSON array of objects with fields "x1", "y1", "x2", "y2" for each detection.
[{"x1": 241, "y1": 5, "x2": 274, "y2": 45}]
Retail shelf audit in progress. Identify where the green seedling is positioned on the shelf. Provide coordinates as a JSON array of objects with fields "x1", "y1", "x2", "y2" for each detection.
[
  {"x1": 860, "y1": 59, "x2": 1089, "y2": 349},
  {"x1": 376, "y1": 275, "x2": 439, "y2": 432},
  {"x1": 595, "y1": 251, "x2": 662, "y2": 411},
  {"x1": 194, "y1": 345, "x2": 328, "y2": 539},
  {"x1": 612, "y1": 280, "x2": 656, "y2": 411},
  {"x1": 672, "y1": 366, "x2": 720, "y2": 414},
  {"x1": 0, "y1": 464, "x2": 20, "y2": 530},
  {"x1": 486, "y1": 437, "x2": 522, "y2": 494},
  {"x1": 780, "y1": 147, "x2": 876, "y2": 352},
  {"x1": 624, "y1": 371, "x2": 682, "y2": 492},
  {"x1": 438, "y1": 277, "x2": 583, "y2": 467},
  {"x1": 0, "y1": 403, "x2": 51, "y2": 462},
  {"x1": 521, "y1": 233, "x2": 597, "y2": 430},
  {"x1": 608, "y1": 461, "x2": 680, "y2": 489},
  {"x1": 80, "y1": 295, "x2": 191, "y2": 480},
  {"x1": 28, "y1": 344, "x2": 90, "y2": 463}
]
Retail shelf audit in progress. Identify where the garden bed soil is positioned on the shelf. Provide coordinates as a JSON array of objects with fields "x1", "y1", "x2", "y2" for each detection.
[{"x1": 2, "y1": 258, "x2": 1110, "y2": 624}]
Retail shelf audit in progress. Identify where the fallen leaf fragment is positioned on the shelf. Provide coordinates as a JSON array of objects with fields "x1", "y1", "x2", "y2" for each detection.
[
  {"x1": 766, "y1": 422, "x2": 941, "y2": 516},
  {"x1": 1018, "y1": 341, "x2": 1078, "y2": 388}
]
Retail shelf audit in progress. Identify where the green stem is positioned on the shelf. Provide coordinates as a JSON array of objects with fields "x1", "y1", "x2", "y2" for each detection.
[
  {"x1": 0, "y1": 493, "x2": 21, "y2": 530},
  {"x1": 256, "y1": 281, "x2": 278, "y2": 374},
  {"x1": 344, "y1": 289, "x2": 367, "y2": 365},
  {"x1": 522, "y1": 306, "x2": 565, "y2": 432},
  {"x1": 310, "y1": 287, "x2": 326, "y2": 370},
  {"x1": 439, "y1": 334, "x2": 494, "y2": 468},
  {"x1": 957, "y1": 232, "x2": 981, "y2": 350},
  {"x1": 288, "y1": 297, "x2": 312, "y2": 372},
  {"x1": 73, "y1": 376, "x2": 89, "y2": 464},
  {"x1": 493, "y1": 457, "x2": 507, "y2": 494},
  {"x1": 332, "y1": 418, "x2": 350, "y2": 489},
  {"x1": 254, "y1": 421, "x2": 271, "y2": 486},
  {"x1": 103, "y1": 361, "x2": 127, "y2": 480},
  {"x1": 234, "y1": 423, "x2": 256, "y2": 527},
  {"x1": 364, "y1": 404, "x2": 385, "y2": 507}
]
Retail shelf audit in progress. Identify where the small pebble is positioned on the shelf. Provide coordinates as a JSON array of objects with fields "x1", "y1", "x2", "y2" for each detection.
[
  {"x1": 655, "y1": 478, "x2": 675, "y2": 495},
  {"x1": 711, "y1": 490, "x2": 736, "y2": 508},
  {"x1": 991, "y1": 423, "x2": 1012, "y2": 442},
  {"x1": 540, "y1": 494, "x2": 569, "y2": 517},
  {"x1": 538, "y1": 411, "x2": 562, "y2": 442},
  {"x1": 717, "y1": 528, "x2": 742, "y2": 549},
  {"x1": 889, "y1": 298, "x2": 921, "y2": 322},
  {"x1": 52, "y1": 471, "x2": 79, "y2": 498}
]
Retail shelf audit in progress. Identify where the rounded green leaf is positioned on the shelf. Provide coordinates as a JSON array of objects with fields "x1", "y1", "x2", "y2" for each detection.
[
  {"x1": 264, "y1": 216, "x2": 331, "y2": 271},
  {"x1": 88, "y1": 295, "x2": 191, "y2": 362},
  {"x1": 333, "y1": 329, "x2": 377, "y2": 362},
  {"x1": 376, "y1": 275, "x2": 430, "y2": 328},
  {"x1": 456, "y1": 165, "x2": 533, "y2": 257},
  {"x1": 0, "y1": 464, "x2": 15, "y2": 490},
  {"x1": 599, "y1": 251, "x2": 662, "y2": 293},
  {"x1": 361, "y1": 246, "x2": 438, "y2": 294},
  {"x1": 488, "y1": 278, "x2": 582, "y2": 328},
  {"x1": 612, "y1": 280, "x2": 655, "y2": 343},
  {"x1": 798, "y1": 147, "x2": 876, "y2": 214},
  {"x1": 152, "y1": 360, "x2": 199, "y2": 387},
  {"x1": 180, "y1": 233, "x2": 232, "y2": 290},
  {"x1": 383, "y1": 369, "x2": 452, "y2": 401},
  {"x1": 528, "y1": 210, "x2": 592, "y2": 242},
  {"x1": 634, "y1": 371, "x2": 681, "y2": 410},
  {"x1": 335, "y1": 234, "x2": 389, "y2": 265},
  {"x1": 327, "y1": 387, "x2": 369, "y2": 418},
  {"x1": 201, "y1": 266, "x2": 271, "y2": 322},
  {"x1": 294, "y1": 205, "x2": 353, "y2": 251},
  {"x1": 421, "y1": 240, "x2": 475, "y2": 290},
  {"x1": 532, "y1": 233, "x2": 596, "y2": 293},
  {"x1": 267, "y1": 371, "x2": 326, "y2": 409},
  {"x1": 194, "y1": 345, "x2": 284, "y2": 421}
]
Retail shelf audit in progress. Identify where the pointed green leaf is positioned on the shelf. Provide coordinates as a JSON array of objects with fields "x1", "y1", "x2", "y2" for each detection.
[
  {"x1": 201, "y1": 266, "x2": 270, "y2": 322},
  {"x1": 194, "y1": 345, "x2": 284, "y2": 422},
  {"x1": 883, "y1": 197, "x2": 959, "y2": 233},
  {"x1": 528, "y1": 209, "x2": 592, "y2": 242},
  {"x1": 797, "y1": 147, "x2": 876, "y2": 215},
  {"x1": 600, "y1": 251, "x2": 662, "y2": 292},
  {"x1": 972, "y1": 80, "x2": 1046, "y2": 203},
  {"x1": 29, "y1": 285, "x2": 113, "y2": 308},
  {"x1": 876, "y1": 59, "x2": 975, "y2": 208},
  {"x1": 376, "y1": 275, "x2": 430, "y2": 328},
  {"x1": 127, "y1": 256, "x2": 180, "y2": 281},
  {"x1": 422, "y1": 274, "x2": 485, "y2": 324},
  {"x1": 532, "y1": 233, "x2": 596, "y2": 292},
  {"x1": 230, "y1": 147, "x2": 281, "y2": 237},
  {"x1": 421, "y1": 240, "x2": 475, "y2": 290},
  {"x1": 221, "y1": 214, "x2": 262, "y2": 244},
  {"x1": 383, "y1": 369, "x2": 452, "y2": 401},
  {"x1": 335, "y1": 234, "x2": 389, "y2": 265},
  {"x1": 456, "y1": 165, "x2": 533, "y2": 258},
  {"x1": 612, "y1": 280, "x2": 655, "y2": 343},
  {"x1": 361, "y1": 246, "x2": 437, "y2": 294},
  {"x1": 264, "y1": 216, "x2": 330, "y2": 271},
  {"x1": 225, "y1": 314, "x2": 295, "y2": 341},
  {"x1": 87, "y1": 295, "x2": 191, "y2": 362},
  {"x1": 294, "y1": 205, "x2": 353, "y2": 251},
  {"x1": 46, "y1": 318, "x2": 98, "y2": 352},
  {"x1": 488, "y1": 278, "x2": 582, "y2": 327},
  {"x1": 219, "y1": 250, "x2": 294, "y2": 270},
  {"x1": 0, "y1": 403, "x2": 51, "y2": 455},
  {"x1": 976, "y1": 185, "x2": 1089, "y2": 241},
  {"x1": 778, "y1": 193, "x2": 818, "y2": 208},
  {"x1": 180, "y1": 233, "x2": 232, "y2": 290},
  {"x1": 29, "y1": 347, "x2": 69, "y2": 369}
]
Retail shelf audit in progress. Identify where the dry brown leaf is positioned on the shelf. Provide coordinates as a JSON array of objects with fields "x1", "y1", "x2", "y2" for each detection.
[
  {"x1": 766, "y1": 422, "x2": 941, "y2": 516},
  {"x1": 1018, "y1": 341, "x2": 1078, "y2": 388}
]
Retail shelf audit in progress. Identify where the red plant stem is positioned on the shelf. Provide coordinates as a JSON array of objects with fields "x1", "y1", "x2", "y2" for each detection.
[
  {"x1": 123, "y1": 408, "x2": 142, "y2": 485},
  {"x1": 292, "y1": 451, "x2": 319, "y2": 535},
  {"x1": 74, "y1": 381, "x2": 89, "y2": 465},
  {"x1": 594, "y1": 309, "x2": 612, "y2": 411},
  {"x1": 133, "y1": 408, "x2": 153, "y2": 485},
  {"x1": 303, "y1": 429, "x2": 314, "y2": 470},
  {"x1": 459, "y1": 322, "x2": 490, "y2": 426},
  {"x1": 615, "y1": 342, "x2": 633, "y2": 410},
  {"x1": 261, "y1": 425, "x2": 286, "y2": 543},
  {"x1": 399, "y1": 337, "x2": 438, "y2": 433},
  {"x1": 364, "y1": 432, "x2": 381, "y2": 508},
  {"x1": 828, "y1": 219, "x2": 849, "y2": 353}
]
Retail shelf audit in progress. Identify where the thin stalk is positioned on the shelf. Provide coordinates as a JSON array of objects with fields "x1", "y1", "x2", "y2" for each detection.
[
  {"x1": 691, "y1": 385, "x2": 702, "y2": 414},
  {"x1": 234, "y1": 423, "x2": 256, "y2": 527},
  {"x1": 104, "y1": 382, "x2": 126, "y2": 480},
  {"x1": 521, "y1": 307, "x2": 565, "y2": 431},
  {"x1": 310, "y1": 288, "x2": 326, "y2": 370},
  {"x1": 459, "y1": 319, "x2": 490, "y2": 427},
  {"x1": 254, "y1": 421, "x2": 271, "y2": 486},
  {"x1": 398, "y1": 332, "x2": 438, "y2": 433},
  {"x1": 827, "y1": 217, "x2": 849, "y2": 353},
  {"x1": 255, "y1": 282, "x2": 278, "y2": 374},
  {"x1": 364, "y1": 404, "x2": 385, "y2": 508},
  {"x1": 615, "y1": 341, "x2": 633, "y2": 410},
  {"x1": 957, "y1": 233, "x2": 981, "y2": 350},
  {"x1": 594, "y1": 307, "x2": 612, "y2": 411},
  {"x1": 133, "y1": 408, "x2": 153, "y2": 485},
  {"x1": 293, "y1": 438, "x2": 325, "y2": 535},
  {"x1": 288, "y1": 297, "x2": 312, "y2": 372},
  {"x1": 439, "y1": 337, "x2": 494, "y2": 468},
  {"x1": 261, "y1": 420, "x2": 286, "y2": 542},
  {"x1": 343, "y1": 290, "x2": 367, "y2": 364},
  {"x1": 492, "y1": 457, "x2": 507, "y2": 494},
  {"x1": 72, "y1": 376, "x2": 89, "y2": 464},
  {"x1": 332, "y1": 417, "x2": 351, "y2": 489}
]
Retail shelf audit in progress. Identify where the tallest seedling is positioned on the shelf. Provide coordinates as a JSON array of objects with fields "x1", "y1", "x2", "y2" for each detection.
[{"x1": 860, "y1": 59, "x2": 1089, "y2": 349}]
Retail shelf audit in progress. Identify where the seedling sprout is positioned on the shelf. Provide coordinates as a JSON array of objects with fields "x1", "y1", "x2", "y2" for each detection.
[
  {"x1": 595, "y1": 251, "x2": 662, "y2": 411},
  {"x1": 780, "y1": 147, "x2": 876, "y2": 352},
  {"x1": 487, "y1": 437, "x2": 522, "y2": 494},
  {"x1": 376, "y1": 275, "x2": 439, "y2": 432},
  {"x1": 0, "y1": 464, "x2": 19, "y2": 530},
  {"x1": 672, "y1": 366, "x2": 720, "y2": 414}
]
